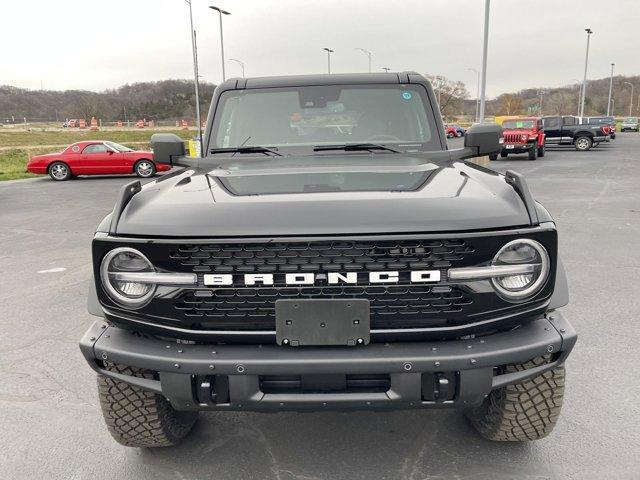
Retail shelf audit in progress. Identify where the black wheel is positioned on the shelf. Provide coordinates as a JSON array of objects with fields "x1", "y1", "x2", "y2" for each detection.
[
  {"x1": 48, "y1": 161, "x2": 72, "y2": 181},
  {"x1": 574, "y1": 136, "x2": 592, "y2": 151},
  {"x1": 97, "y1": 363, "x2": 198, "y2": 447},
  {"x1": 528, "y1": 146, "x2": 538, "y2": 160},
  {"x1": 489, "y1": 153, "x2": 498, "y2": 161},
  {"x1": 500, "y1": 152, "x2": 508, "y2": 158},
  {"x1": 447, "y1": 132, "x2": 454, "y2": 139},
  {"x1": 537, "y1": 145, "x2": 545, "y2": 157},
  {"x1": 135, "y1": 159, "x2": 156, "y2": 178},
  {"x1": 465, "y1": 356, "x2": 565, "y2": 441}
]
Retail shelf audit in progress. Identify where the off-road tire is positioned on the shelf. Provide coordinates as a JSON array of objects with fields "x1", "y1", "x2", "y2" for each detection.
[
  {"x1": 97, "y1": 363, "x2": 198, "y2": 447},
  {"x1": 537, "y1": 145, "x2": 545, "y2": 157},
  {"x1": 528, "y1": 146, "x2": 538, "y2": 160},
  {"x1": 489, "y1": 153, "x2": 498, "y2": 161},
  {"x1": 465, "y1": 356, "x2": 565, "y2": 441},
  {"x1": 574, "y1": 136, "x2": 592, "y2": 151}
]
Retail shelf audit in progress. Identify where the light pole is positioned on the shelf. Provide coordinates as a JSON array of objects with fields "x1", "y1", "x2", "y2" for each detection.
[
  {"x1": 468, "y1": 68, "x2": 480, "y2": 123},
  {"x1": 606, "y1": 63, "x2": 615, "y2": 116},
  {"x1": 381, "y1": 67, "x2": 391, "y2": 72},
  {"x1": 323, "y1": 48, "x2": 334, "y2": 74},
  {"x1": 624, "y1": 81, "x2": 634, "y2": 116},
  {"x1": 537, "y1": 89, "x2": 547, "y2": 116},
  {"x1": 185, "y1": 0, "x2": 202, "y2": 155},
  {"x1": 579, "y1": 28, "x2": 593, "y2": 118},
  {"x1": 610, "y1": 98, "x2": 615, "y2": 116},
  {"x1": 229, "y1": 58, "x2": 245, "y2": 77},
  {"x1": 355, "y1": 48, "x2": 372, "y2": 73},
  {"x1": 209, "y1": 5, "x2": 231, "y2": 82},
  {"x1": 478, "y1": 0, "x2": 491, "y2": 123}
]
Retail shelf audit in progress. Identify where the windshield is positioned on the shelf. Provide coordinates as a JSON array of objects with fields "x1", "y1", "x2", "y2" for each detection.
[
  {"x1": 625, "y1": 117, "x2": 638, "y2": 122},
  {"x1": 105, "y1": 141, "x2": 132, "y2": 152},
  {"x1": 211, "y1": 84, "x2": 439, "y2": 152},
  {"x1": 502, "y1": 119, "x2": 535, "y2": 129},
  {"x1": 587, "y1": 117, "x2": 614, "y2": 125}
]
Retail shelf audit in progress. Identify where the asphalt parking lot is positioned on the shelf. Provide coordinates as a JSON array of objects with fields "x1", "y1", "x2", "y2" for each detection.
[{"x1": 1, "y1": 134, "x2": 639, "y2": 480}]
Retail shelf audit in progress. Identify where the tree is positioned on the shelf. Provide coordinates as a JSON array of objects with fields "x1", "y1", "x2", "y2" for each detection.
[
  {"x1": 497, "y1": 94, "x2": 524, "y2": 116},
  {"x1": 423, "y1": 74, "x2": 469, "y2": 118}
]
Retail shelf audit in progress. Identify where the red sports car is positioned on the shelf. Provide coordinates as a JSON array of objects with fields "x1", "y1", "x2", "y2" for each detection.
[{"x1": 27, "y1": 140, "x2": 171, "y2": 181}]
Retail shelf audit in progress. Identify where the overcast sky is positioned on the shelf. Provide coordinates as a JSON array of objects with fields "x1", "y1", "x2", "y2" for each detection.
[{"x1": 3, "y1": 0, "x2": 639, "y2": 98}]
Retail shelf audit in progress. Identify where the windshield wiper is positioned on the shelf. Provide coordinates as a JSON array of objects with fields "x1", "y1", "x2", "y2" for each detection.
[
  {"x1": 209, "y1": 146, "x2": 282, "y2": 156},
  {"x1": 313, "y1": 143, "x2": 402, "y2": 153}
]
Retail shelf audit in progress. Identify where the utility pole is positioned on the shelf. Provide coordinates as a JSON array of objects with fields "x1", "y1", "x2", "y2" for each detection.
[
  {"x1": 185, "y1": 0, "x2": 203, "y2": 155},
  {"x1": 579, "y1": 28, "x2": 593, "y2": 118},
  {"x1": 537, "y1": 89, "x2": 547, "y2": 116},
  {"x1": 209, "y1": 5, "x2": 231, "y2": 82},
  {"x1": 355, "y1": 48, "x2": 372, "y2": 73},
  {"x1": 323, "y1": 48, "x2": 334, "y2": 74},
  {"x1": 606, "y1": 63, "x2": 615, "y2": 116},
  {"x1": 478, "y1": 0, "x2": 490, "y2": 123},
  {"x1": 381, "y1": 67, "x2": 391, "y2": 72},
  {"x1": 468, "y1": 68, "x2": 480, "y2": 123},
  {"x1": 624, "y1": 82, "x2": 634, "y2": 116}
]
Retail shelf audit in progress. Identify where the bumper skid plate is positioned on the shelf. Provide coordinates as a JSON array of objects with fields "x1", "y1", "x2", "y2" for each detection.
[{"x1": 80, "y1": 313, "x2": 576, "y2": 412}]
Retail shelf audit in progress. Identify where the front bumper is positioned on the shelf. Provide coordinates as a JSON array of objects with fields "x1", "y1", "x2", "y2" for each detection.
[
  {"x1": 80, "y1": 313, "x2": 576, "y2": 412},
  {"x1": 501, "y1": 142, "x2": 535, "y2": 154}
]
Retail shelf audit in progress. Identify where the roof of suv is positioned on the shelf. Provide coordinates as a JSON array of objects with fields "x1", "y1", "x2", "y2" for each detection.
[{"x1": 219, "y1": 72, "x2": 422, "y2": 89}]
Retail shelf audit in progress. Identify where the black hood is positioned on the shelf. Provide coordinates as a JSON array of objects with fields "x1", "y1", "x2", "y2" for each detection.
[{"x1": 114, "y1": 154, "x2": 531, "y2": 237}]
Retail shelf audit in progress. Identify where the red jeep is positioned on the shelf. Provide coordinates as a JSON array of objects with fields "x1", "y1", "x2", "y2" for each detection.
[{"x1": 490, "y1": 117, "x2": 545, "y2": 161}]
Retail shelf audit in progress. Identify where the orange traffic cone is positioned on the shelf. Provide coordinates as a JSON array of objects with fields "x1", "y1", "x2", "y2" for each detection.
[
  {"x1": 181, "y1": 119, "x2": 188, "y2": 130},
  {"x1": 79, "y1": 119, "x2": 87, "y2": 129},
  {"x1": 116, "y1": 120, "x2": 123, "y2": 128},
  {"x1": 136, "y1": 119, "x2": 144, "y2": 128},
  {"x1": 90, "y1": 117, "x2": 99, "y2": 131}
]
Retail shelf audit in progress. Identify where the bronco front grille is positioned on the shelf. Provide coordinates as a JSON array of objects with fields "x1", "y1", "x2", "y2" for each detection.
[
  {"x1": 164, "y1": 239, "x2": 479, "y2": 330},
  {"x1": 95, "y1": 230, "x2": 556, "y2": 337}
]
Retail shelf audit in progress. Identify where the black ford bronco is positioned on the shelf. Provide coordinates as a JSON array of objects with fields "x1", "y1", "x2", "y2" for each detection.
[{"x1": 80, "y1": 73, "x2": 576, "y2": 447}]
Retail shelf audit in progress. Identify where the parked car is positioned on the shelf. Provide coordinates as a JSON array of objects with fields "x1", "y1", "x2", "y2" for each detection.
[
  {"x1": 80, "y1": 73, "x2": 576, "y2": 448},
  {"x1": 27, "y1": 140, "x2": 170, "y2": 181},
  {"x1": 621, "y1": 117, "x2": 639, "y2": 132},
  {"x1": 541, "y1": 115, "x2": 610, "y2": 151},
  {"x1": 580, "y1": 116, "x2": 616, "y2": 139},
  {"x1": 444, "y1": 124, "x2": 458, "y2": 138},
  {"x1": 490, "y1": 117, "x2": 545, "y2": 161}
]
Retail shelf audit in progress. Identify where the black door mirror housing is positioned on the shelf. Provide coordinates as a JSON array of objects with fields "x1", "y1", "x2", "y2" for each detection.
[
  {"x1": 463, "y1": 123, "x2": 503, "y2": 157},
  {"x1": 150, "y1": 133, "x2": 186, "y2": 165}
]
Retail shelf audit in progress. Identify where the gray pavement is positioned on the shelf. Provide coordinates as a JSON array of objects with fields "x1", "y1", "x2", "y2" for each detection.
[{"x1": 1, "y1": 135, "x2": 639, "y2": 479}]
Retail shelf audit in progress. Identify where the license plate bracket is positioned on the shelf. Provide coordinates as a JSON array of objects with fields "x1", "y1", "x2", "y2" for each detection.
[{"x1": 275, "y1": 299, "x2": 370, "y2": 346}]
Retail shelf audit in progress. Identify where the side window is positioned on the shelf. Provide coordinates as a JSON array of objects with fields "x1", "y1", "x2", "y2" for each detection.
[
  {"x1": 83, "y1": 144, "x2": 108, "y2": 154},
  {"x1": 562, "y1": 116, "x2": 576, "y2": 126},
  {"x1": 544, "y1": 117, "x2": 559, "y2": 129}
]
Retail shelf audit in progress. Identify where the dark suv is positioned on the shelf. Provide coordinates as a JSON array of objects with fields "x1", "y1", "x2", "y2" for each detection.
[{"x1": 80, "y1": 73, "x2": 576, "y2": 447}]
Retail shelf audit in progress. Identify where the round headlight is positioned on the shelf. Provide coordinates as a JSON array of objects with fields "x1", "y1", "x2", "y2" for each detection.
[
  {"x1": 491, "y1": 239, "x2": 550, "y2": 300},
  {"x1": 100, "y1": 247, "x2": 156, "y2": 308}
]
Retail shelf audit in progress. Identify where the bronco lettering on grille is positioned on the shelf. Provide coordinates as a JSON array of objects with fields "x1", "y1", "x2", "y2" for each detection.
[{"x1": 203, "y1": 270, "x2": 441, "y2": 287}]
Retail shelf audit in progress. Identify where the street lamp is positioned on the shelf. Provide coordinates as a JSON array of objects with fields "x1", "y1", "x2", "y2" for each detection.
[
  {"x1": 323, "y1": 48, "x2": 334, "y2": 74},
  {"x1": 184, "y1": 0, "x2": 202, "y2": 155},
  {"x1": 381, "y1": 67, "x2": 391, "y2": 72},
  {"x1": 623, "y1": 82, "x2": 634, "y2": 116},
  {"x1": 606, "y1": 63, "x2": 615, "y2": 116},
  {"x1": 229, "y1": 58, "x2": 245, "y2": 77},
  {"x1": 537, "y1": 89, "x2": 547, "y2": 115},
  {"x1": 209, "y1": 5, "x2": 231, "y2": 82},
  {"x1": 478, "y1": 0, "x2": 491, "y2": 123},
  {"x1": 467, "y1": 68, "x2": 480, "y2": 123},
  {"x1": 610, "y1": 98, "x2": 615, "y2": 116},
  {"x1": 579, "y1": 28, "x2": 593, "y2": 118},
  {"x1": 355, "y1": 48, "x2": 372, "y2": 73}
]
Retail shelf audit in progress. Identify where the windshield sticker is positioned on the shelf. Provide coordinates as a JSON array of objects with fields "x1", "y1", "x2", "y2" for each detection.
[
  {"x1": 71, "y1": 145, "x2": 80, "y2": 152},
  {"x1": 516, "y1": 121, "x2": 524, "y2": 128},
  {"x1": 401, "y1": 91, "x2": 413, "y2": 100}
]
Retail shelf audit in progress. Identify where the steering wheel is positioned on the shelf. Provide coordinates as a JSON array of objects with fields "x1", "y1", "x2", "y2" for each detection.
[{"x1": 365, "y1": 134, "x2": 402, "y2": 142}]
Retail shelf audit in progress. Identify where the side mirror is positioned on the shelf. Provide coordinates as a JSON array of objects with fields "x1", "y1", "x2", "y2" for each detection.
[
  {"x1": 463, "y1": 123, "x2": 503, "y2": 157},
  {"x1": 150, "y1": 133, "x2": 186, "y2": 165}
]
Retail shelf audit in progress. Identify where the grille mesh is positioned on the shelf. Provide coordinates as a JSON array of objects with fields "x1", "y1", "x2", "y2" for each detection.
[{"x1": 168, "y1": 240, "x2": 477, "y2": 330}]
